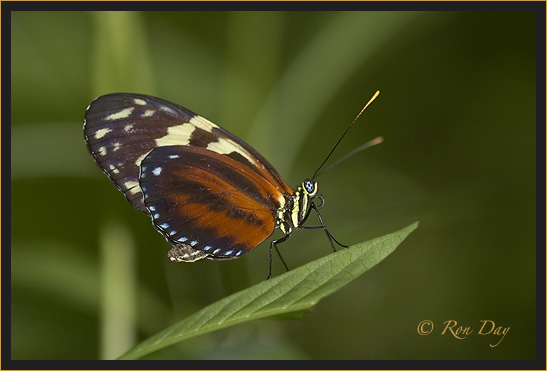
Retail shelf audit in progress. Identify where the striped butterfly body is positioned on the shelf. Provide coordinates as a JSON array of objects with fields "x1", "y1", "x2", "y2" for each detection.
[{"x1": 84, "y1": 93, "x2": 323, "y2": 274}]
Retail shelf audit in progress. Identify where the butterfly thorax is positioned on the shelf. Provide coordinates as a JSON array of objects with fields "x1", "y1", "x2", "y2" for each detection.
[{"x1": 277, "y1": 179, "x2": 318, "y2": 235}]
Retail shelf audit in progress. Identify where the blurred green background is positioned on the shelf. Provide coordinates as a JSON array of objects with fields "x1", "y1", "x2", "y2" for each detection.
[{"x1": 10, "y1": 10, "x2": 536, "y2": 360}]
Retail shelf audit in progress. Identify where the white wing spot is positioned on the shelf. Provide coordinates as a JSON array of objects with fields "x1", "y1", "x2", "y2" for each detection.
[
  {"x1": 143, "y1": 109, "x2": 155, "y2": 117},
  {"x1": 135, "y1": 150, "x2": 153, "y2": 166},
  {"x1": 148, "y1": 206, "x2": 156, "y2": 211},
  {"x1": 190, "y1": 240, "x2": 198, "y2": 246},
  {"x1": 105, "y1": 107, "x2": 134, "y2": 121},
  {"x1": 124, "y1": 181, "x2": 140, "y2": 194},
  {"x1": 159, "y1": 223, "x2": 170, "y2": 229},
  {"x1": 152, "y1": 167, "x2": 162, "y2": 176},
  {"x1": 168, "y1": 154, "x2": 180, "y2": 159},
  {"x1": 98, "y1": 146, "x2": 107, "y2": 156},
  {"x1": 160, "y1": 106, "x2": 177, "y2": 115},
  {"x1": 225, "y1": 250, "x2": 234, "y2": 255},
  {"x1": 155, "y1": 124, "x2": 194, "y2": 147},
  {"x1": 124, "y1": 124, "x2": 134, "y2": 132},
  {"x1": 133, "y1": 98, "x2": 147, "y2": 105},
  {"x1": 204, "y1": 245, "x2": 213, "y2": 251},
  {"x1": 178, "y1": 236, "x2": 188, "y2": 242},
  {"x1": 213, "y1": 248, "x2": 221, "y2": 254},
  {"x1": 206, "y1": 137, "x2": 257, "y2": 166},
  {"x1": 94, "y1": 128, "x2": 112, "y2": 139},
  {"x1": 189, "y1": 115, "x2": 218, "y2": 132},
  {"x1": 113, "y1": 142, "x2": 121, "y2": 151},
  {"x1": 236, "y1": 250, "x2": 243, "y2": 256},
  {"x1": 107, "y1": 164, "x2": 120, "y2": 174}
]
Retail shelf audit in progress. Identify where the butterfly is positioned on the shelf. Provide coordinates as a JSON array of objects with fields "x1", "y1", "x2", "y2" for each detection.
[{"x1": 83, "y1": 92, "x2": 381, "y2": 278}]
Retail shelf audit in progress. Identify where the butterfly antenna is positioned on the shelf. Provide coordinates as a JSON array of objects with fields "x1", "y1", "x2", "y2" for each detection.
[
  {"x1": 316, "y1": 136, "x2": 384, "y2": 177},
  {"x1": 312, "y1": 90, "x2": 380, "y2": 180}
]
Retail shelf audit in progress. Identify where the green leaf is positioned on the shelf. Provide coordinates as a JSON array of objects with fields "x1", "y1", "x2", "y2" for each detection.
[{"x1": 119, "y1": 222, "x2": 418, "y2": 360}]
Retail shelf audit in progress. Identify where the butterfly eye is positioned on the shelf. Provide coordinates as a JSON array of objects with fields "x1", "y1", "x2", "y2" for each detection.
[{"x1": 303, "y1": 179, "x2": 317, "y2": 195}]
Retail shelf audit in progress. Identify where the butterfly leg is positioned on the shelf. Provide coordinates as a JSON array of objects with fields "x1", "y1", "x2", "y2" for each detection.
[
  {"x1": 300, "y1": 202, "x2": 348, "y2": 251},
  {"x1": 268, "y1": 233, "x2": 291, "y2": 280}
]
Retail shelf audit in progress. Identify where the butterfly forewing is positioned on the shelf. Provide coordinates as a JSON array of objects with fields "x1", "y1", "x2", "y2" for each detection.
[
  {"x1": 84, "y1": 93, "x2": 198, "y2": 213},
  {"x1": 84, "y1": 93, "x2": 293, "y2": 215},
  {"x1": 140, "y1": 145, "x2": 281, "y2": 260}
]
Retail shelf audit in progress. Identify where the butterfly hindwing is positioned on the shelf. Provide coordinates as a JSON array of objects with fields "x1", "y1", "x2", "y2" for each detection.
[{"x1": 139, "y1": 145, "x2": 281, "y2": 260}]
